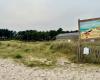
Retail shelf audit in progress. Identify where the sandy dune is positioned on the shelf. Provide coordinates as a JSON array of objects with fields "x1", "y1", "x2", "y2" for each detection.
[{"x1": 0, "y1": 59, "x2": 100, "y2": 80}]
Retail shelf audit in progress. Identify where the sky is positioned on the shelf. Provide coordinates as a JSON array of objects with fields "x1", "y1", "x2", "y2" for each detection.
[{"x1": 0, "y1": 0, "x2": 100, "y2": 31}]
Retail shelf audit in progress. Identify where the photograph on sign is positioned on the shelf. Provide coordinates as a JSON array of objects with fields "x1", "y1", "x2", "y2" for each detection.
[{"x1": 80, "y1": 18, "x2": 100, "y2": 39}]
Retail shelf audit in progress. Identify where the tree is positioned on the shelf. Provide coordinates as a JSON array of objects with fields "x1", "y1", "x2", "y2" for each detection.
[
  {"x1": 0, "y1": 28, "x2": 78, "y2": 41},
  {"x1": 0, "y1": 29, "x2": 14, "y2": 40},
  {"x1": 57, "y1": 28, "x2": 63, "y2": 33}
]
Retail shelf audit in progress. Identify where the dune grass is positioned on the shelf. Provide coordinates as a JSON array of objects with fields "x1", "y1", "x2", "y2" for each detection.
[
  {"x1": 0, "y1": 40, "x2": 78, "y2": 67},
  {"x1": 80, "y1": 41, "x2": 100, "y2": 63}
]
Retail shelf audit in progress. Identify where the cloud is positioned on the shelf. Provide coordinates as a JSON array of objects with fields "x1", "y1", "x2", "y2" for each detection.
[{"x1": 0, "y1": 0, "x2": 100, "y2": 31}]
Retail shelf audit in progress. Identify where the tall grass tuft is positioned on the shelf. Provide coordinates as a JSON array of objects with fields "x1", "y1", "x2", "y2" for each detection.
[{"x1": 50, "y1": 41, "x2": 78, "y2": 54}]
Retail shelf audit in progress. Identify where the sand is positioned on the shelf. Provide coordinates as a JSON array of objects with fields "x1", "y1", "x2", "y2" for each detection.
[{"x1": 0, "y1": 59, "x2": 100, "y2": 80}]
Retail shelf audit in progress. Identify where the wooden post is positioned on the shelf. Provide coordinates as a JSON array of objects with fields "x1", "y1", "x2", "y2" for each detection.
[{"x1": 78, "y1": 19, "x2": 81, "y2": 62}]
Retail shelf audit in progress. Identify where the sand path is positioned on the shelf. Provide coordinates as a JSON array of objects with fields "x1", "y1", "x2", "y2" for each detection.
[{"x1": 0, "y1": 59, "x2": 100, "y2": 80}]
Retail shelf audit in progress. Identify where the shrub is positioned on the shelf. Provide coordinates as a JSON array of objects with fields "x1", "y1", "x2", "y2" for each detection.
[{"x1": 14, "y1": 54, "x2": 22, "y2": 59}]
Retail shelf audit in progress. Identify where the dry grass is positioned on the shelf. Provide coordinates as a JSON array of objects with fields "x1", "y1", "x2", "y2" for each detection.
[
  {"x1": 80, "y1": 41, "x2": 100, "y2": 63},
  {"x1": 0, "y1": 40, "x2": 77, "y2": 67}
]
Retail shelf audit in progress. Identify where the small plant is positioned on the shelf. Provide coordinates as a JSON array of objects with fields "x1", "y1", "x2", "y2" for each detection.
[
  {"x1": 26, "y1": 61, "x2": 42, "y2": 67},
  {"x1": 14, "y1": 54, "x2": 22, "y2": 59},
  {"x1": 25, "y1": 60, "x2": 54, "y2": 67},
  {"x1": 7, "y1": 43, "x2": 10, "y2": 46},
  {"x1": 24, "y1": 48, "x2": 31, "y2": 52},
  {"x1": 27, "y1": 61, "x2": 35, "y2": 67}
]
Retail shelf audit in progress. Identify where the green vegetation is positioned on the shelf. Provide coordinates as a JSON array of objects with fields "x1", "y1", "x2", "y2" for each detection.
[
  {"x1": 0, "y1": 28, "x2": 78, "y2": 41},
  {"x1": 0, "y1": 40, "x2": 100, "y2": 67},
  {"x1": 0, "y1": 40, "x2": 77, "y2": 67}
]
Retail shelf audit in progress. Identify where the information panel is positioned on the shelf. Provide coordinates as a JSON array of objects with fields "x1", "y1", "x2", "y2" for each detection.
[{"x1": 79, "y1": 18, "x2": 100, "y2": 40}]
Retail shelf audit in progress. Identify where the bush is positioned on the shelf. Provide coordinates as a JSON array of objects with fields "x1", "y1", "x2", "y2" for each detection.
[{"x1": 14, "y1": 54, "x2": 22, "y2": 59}]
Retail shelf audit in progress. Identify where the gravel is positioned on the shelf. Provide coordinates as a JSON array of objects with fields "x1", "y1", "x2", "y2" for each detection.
[{"x1": 0, "y1": 59, "x2": 100, "y2": 80}]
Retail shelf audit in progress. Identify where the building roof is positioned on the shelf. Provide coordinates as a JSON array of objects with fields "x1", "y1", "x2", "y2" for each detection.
[{"x1": 56, "y1": 32, "x2": 79, "y2": 37}]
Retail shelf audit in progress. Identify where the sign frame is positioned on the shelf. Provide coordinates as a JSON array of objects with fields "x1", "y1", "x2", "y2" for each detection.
[{"x1": 78, "y1": 17, "x2": 100, "y2": 62}]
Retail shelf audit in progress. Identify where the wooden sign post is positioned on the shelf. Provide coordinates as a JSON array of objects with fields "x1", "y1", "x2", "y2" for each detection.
[{"x1": 78, "y1": 17, "x2": 100, "y2": 62}]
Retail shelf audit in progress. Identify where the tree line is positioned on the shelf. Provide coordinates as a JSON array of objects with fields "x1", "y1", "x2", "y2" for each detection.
[{"x1": 0, "y1": 28, "x2": 78, "y2": 41}]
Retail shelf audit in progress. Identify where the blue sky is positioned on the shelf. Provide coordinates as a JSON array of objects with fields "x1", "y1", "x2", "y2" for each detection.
[{"x1": 0, "y1": 0, "x2": 100, "y2": 31}]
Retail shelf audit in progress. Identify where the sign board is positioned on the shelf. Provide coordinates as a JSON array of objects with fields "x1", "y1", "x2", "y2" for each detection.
[
  {"x1": 78, "y1": 18, "x2": 100, "y2": 62},
  {"x1": 79, "y1": 18, "x2": 100, "y2": 40},
  {"x1": 83, "y1": 47, "x2": 89, "y2": 55}
]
